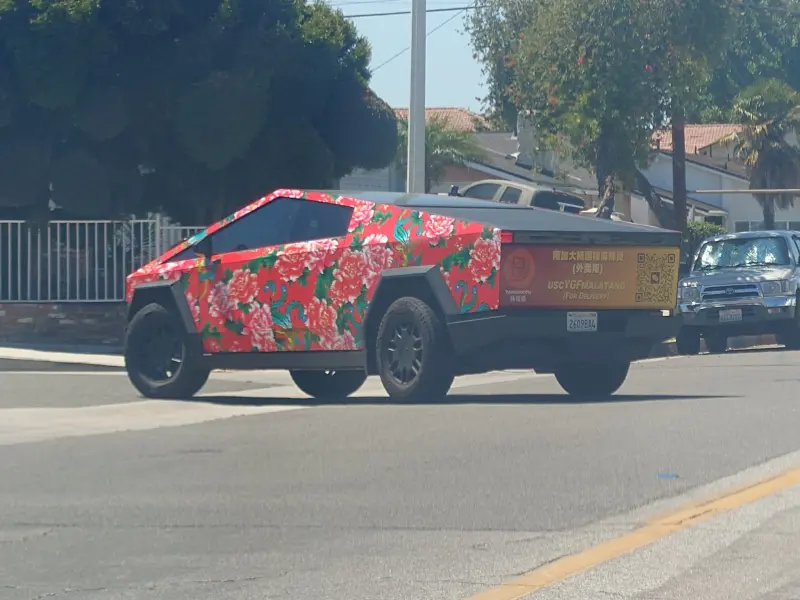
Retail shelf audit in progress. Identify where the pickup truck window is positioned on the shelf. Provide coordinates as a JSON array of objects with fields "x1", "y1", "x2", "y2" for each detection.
[
  {"x1": 792, "y1": 236, "x2": 800, "y2": 258},
  {"x1": 694, "y1": 236, "x2": 791, "y2": 271}
]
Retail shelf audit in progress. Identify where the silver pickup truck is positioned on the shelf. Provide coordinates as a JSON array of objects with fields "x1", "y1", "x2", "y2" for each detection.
[{"x1": 676, "y1": 230, "x2": 800, "y2": 354}]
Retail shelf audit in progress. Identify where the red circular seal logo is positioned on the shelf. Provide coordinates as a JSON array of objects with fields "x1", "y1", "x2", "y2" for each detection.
[{"x1": 503, "y1": 247, "x2": 536, "y2": 288}]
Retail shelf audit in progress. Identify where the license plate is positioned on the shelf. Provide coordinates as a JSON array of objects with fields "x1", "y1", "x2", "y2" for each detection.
[
  {"x1": 567, "y1": 311, "x2": 598, "y2": 332},
  {"x1": 718, "y1": 308, "x2": 743, "y2": 323}
]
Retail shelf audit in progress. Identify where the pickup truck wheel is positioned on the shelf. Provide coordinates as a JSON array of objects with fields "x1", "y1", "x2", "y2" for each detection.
[
  {"x1": 782, "y1": 300, "x2": 800, "y2": 350},
  {"x1": 376, "y1": 296, "x2": 455, "y2": 400},
  {"x1": 554, "y1": 360, "x2": 630, "y2": 398},
  {"x1": 676, "y1": 328, "x2": 701, "y2": 355},
  {"x1": 705, "y1": 333, "x2": 728, "y2": 354},
  {"x1": 290, "y1": 370, "x2": 367, "y2": 399},
  {"x1": 124, "y1": 303, "x2": 210, "y2": 399}
]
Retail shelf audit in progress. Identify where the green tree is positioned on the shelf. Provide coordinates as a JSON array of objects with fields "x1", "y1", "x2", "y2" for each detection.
[
  {"x1": 467, "y1": 0, "x2": 730, "y2": 229},
  {"x1": 720, "y1": 78, "x2": 800, "y2": 230},
  {"x1": 0, "y1": 0, "x2": 398, "y2": 223},
  {"x1": 688, "y1": 0, "x2": 800, "y2": 123},
  {"x1": 511, "y1": 0, "x2": 730, "y2": 228},
  {"x1": 465, "y1": 0, "x2": 533, "y2": 131},
  {"x1": 394, "y1": 115, "x2": 486, "y2": 193}
]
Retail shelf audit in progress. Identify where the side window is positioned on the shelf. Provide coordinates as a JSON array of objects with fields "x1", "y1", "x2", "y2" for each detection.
[
  {"x1": 292, "y1": 200, "x2": 353, "y2": 241},
  {"x1": 792, "y1": 236, "x2": 800, "y2": 259},
  {"x1": 207, "y1": 197, "x2": 302, "y2": 255},
  {"x1": 462, "y1": 183, "x2": 500, "y2": 201},
  {"x1": 170, "y1": 198, "x2": 354, "y2": 261},
  {"x1": 499, "y1": 186, "x2": 522, "y2": 204}
]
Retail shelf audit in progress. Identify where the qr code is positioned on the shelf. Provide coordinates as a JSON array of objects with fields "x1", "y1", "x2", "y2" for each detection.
[{"x1": 635, "y1": 252, "x2": 677, "y2": 304}]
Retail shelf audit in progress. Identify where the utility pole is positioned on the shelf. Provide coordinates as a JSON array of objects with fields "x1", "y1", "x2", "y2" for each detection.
[
  {"x1": 406, "y1": 0, "x2": 426, "y2": 193},
  {"x1": 671, "y1": 104, "x2": 688, "y2": 235}
]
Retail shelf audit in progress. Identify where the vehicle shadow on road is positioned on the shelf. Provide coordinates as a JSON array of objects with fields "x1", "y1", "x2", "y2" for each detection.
[{"x1": 192, "y1": 393, "x2": 735, "y2": 407}]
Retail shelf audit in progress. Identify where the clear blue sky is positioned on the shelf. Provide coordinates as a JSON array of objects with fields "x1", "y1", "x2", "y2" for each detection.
[{"x1": 335, "y1": 1, "x2": 486, "y2": 112}]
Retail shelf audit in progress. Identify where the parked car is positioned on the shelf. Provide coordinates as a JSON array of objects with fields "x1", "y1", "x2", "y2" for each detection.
[
  {"x1": 676, "y1": 230, "x2": 800, "y2": 354},
  {"x1": 124, "y1": 188, "x2": 681, "y2": 401},
  {"x1": 450, "y1": 179, "x2": 586, "y2": 213}
]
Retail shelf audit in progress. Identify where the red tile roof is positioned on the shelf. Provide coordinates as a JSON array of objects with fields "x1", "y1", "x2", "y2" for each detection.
[
  {"x1": 652, "y1": 124, "x2": 743, "y2": 154},
  {"x1": 393, "y1": 107, "x2": 490, "y2": 133}
]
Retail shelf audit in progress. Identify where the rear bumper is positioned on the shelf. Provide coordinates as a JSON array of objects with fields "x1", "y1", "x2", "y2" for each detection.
[{"x1": 446, "y1": 309, "x2": 681, "y2": 372}]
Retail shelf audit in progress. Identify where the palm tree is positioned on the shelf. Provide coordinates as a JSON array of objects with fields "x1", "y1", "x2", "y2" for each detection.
[
  {"x1": 394, "y1": 115, "x2": 486, "y2": 193},
  {"x1": 720, "y1": 78, "x2": 800, "y2": 230}
]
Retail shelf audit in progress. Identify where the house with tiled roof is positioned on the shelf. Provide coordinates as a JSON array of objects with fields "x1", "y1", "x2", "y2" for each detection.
[
  {"x1": 516, "y1": 116, "x2": 800, "y2": 231},
  {"x1": 392, "y1": 107, "x2": 491, "y2": 133},
  {"x1": 337, "y1": 107, "x2": 536, "y2": 194},
  {"x1": 640, "y1": 123, "x2": 800, "y2": 231}
]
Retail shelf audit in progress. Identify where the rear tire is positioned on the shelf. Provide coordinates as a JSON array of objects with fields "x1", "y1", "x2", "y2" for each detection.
[
  {"x1": 376, "y1": 296, "x2": 455, "y2": 400},
  {"x1": 705, "y1": 333, "x2": 728, "y2": 354},
  {"x1": 290, "y1": 370, "x2": 366, "y2": 399},
  {"x1": 676, "y1": 328, "x2": 701, "y2": 355},
  {"x1": 124, "y1": 302, "x2": 210, "y2": 399},
  {"x1": 554, "y1": 360, "x2": 630, "y2": 398}
]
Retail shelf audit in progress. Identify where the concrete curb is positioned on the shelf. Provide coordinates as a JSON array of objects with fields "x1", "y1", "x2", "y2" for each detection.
[{"x1": 0, "y1": 347, "x2": 125, "y2": 372}]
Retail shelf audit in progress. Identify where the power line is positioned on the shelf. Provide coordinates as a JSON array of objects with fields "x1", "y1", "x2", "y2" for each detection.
[
  {"x1": 370, "y1": 7, "x2": 470, "y2": 72},
  {"x1": 344, "y1": 5, "x2": 472, "y2": 17},
  {"x1": 340, "y1": 0, "x2": 800, "y2": 18},
  {"x1": 331, "y1": 0, "x2": 469, "y2": 6}
]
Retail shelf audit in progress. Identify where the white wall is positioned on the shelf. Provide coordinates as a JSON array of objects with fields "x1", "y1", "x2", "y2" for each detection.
[
  {"x1": 338, "y1": 166, "x2": 402, "y2": 192},
  {"x1": 645, "y1": 151, "x2": 800, "y2": 231},
  {"x1": 630, "y1": 196, "x2": 659, "y2": 226}
]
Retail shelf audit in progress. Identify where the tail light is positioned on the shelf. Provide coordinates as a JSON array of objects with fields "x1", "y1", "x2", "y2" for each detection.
[{"x1": 500, "y1": 230, "x2": 513, "y2": 244}]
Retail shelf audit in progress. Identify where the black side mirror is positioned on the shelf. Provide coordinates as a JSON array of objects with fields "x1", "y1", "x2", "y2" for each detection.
[
  {"x1": 449, "y1": 185, "x2": 460, "y2": 196},
  {"x1": 679, "y1": 262, "x2": 691, "y2": 278}
]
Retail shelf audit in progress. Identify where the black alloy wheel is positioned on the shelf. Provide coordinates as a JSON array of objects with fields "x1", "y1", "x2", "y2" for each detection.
[
  {"x1": 386, "y1": 321, "x2": 424, "y2": 385},
  {"x1": 376, "y1": 296, "x2": 455, "y2": 400},
  {"x1": 124, "y1": 303, "x2": 210, "y2": 399}
]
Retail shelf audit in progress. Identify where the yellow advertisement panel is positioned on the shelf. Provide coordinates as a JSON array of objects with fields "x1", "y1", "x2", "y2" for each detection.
[{"x1": 499, "y1": 245, "x2": 680, "y2": 310}]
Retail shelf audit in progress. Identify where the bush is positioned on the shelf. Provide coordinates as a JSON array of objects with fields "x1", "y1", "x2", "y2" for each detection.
[{"x1": 686, "y1": 221, "x2": 726, "y2": 259}]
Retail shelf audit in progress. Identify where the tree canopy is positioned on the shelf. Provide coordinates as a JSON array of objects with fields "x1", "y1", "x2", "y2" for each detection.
[
  {"x1": 721, "y1": 78, "x2": 800, "y2": 229},
  {"x1": 469, "y1": 0, "x2": 800, "y2": 129},
  {"x1": 468, "y1": 0, "x2": 731, "y2": 227},
  {"x1": 688, "y1": 0, "x2": 800, "y2": 122},
  {"x1": 0, "y1": 0, "x2": 398, "y2": 223}
]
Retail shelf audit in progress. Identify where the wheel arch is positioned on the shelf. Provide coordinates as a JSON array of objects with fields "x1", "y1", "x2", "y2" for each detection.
[
  {"x1": 127, "y1": 280, "x2": 196, "y2": 334},
  {"x1": 362, "y1": 266, "x2": 456, "y2": 374}
]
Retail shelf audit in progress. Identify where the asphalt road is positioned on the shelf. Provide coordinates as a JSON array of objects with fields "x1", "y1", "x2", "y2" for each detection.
[{"x1": 1, "y1": 350, "x2": 800, "y2": 599}]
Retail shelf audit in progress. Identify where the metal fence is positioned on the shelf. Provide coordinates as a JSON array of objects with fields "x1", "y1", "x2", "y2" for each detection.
[{"x1": 0, "y1": 220, "x2": 203, "y2": 302}]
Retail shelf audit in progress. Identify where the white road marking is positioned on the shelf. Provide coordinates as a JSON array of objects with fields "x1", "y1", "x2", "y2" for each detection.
[
  {"x1": 0, "y1": 370, "x2": 554, "y2": 446},
  {"x1": 0, "y1": 401, "x2": 305, "y2": 446}
]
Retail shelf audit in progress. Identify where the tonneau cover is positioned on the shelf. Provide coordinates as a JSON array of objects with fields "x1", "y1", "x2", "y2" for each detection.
[{"x1": 335, "y1": 190, "x2": 681, "y2": 246}]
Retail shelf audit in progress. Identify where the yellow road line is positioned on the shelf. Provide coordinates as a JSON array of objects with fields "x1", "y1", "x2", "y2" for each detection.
[{"x1": 465, "y1": 468, "x2": 800, "y2": 600}]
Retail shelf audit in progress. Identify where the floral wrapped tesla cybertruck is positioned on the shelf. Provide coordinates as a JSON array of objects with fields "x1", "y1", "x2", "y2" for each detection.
[{"x1": 124, "y1": 189, "x2": 682, "y2": 400}]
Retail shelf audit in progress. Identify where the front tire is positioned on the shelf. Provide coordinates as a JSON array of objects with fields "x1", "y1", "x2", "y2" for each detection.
[
  {"x1": 781, "y1": 297, "x2": 800, "y2": 349},
  {"x1": 676, "y1": 328, "x2": 701, "y2": 355},
  {"x1": 124, "y1": 302, "x2": 210, "y2": 399},
  {"x1": 554, "y1": 360, "x2": 630, "y2": 398},
  {"x1": 375, "y1": 296, "x2": 456, "y2": 400},
  {"x1": 290, "y1": 370, "x2": 366, "y2": 399}
]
